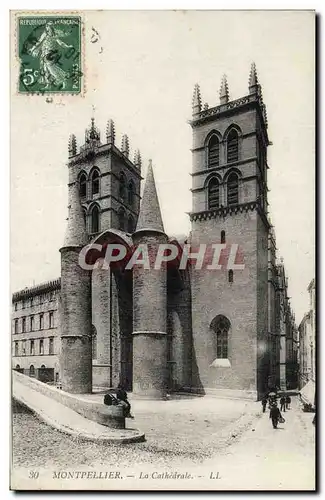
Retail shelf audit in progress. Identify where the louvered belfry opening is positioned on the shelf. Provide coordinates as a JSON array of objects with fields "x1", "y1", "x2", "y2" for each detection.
[
  {"x1": 227, "y1": 173, "x2": 239, "y2": 205},
  {"x1": 227, "y1": 129, "x2": 239, "y2": 163},
  {"x1": 208, "y1": 177, "x2": 220, "y2": 209},
  {"x1": 208, "y1": 135, "x2": 220, "y2": 168}
]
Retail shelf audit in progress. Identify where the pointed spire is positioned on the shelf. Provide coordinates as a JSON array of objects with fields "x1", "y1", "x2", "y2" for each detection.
[
  {"x1": 121, "y1": 134, "x2": 130, "y2": 158},
  {"x1": 106, "y1": 119, "x2": 115, "y2": 145},
  {"x1": 68, "y1": 134, "x2": 77, "y2": 157},
  {"x1": 248, "y1": 62, "x2": 259, "y2": 93},
  {"x1": 219, "y1": 74, "x2": 229, "y2": 104},
  {"x1": 63, "y1": 182, "x2": 88, "y2": 247},
  {"x1": 192, "y1": 83, "x2": 202, "y2": 116},
  {"x1": 135, "y1": 160, "x2": 164, "y2": 234},
  {"x1": 133, "y1": 149, "x2": 142, "y2": 169}
]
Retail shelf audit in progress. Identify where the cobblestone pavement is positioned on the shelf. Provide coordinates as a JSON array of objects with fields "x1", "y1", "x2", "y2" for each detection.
[{"x1": 12, "y1": 396, "x2": 258, "y2": 469}]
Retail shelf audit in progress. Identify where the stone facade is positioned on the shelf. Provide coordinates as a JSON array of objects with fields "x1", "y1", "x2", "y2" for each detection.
[
  {"x1": 11, "y1": 64, "x2": 299, "y2": 400},
  {"x1": 298, "y1": 279, "x2": 316, "y2": 389}
]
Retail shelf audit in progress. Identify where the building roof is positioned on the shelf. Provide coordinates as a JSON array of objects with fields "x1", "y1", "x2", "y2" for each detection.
[{"x1": 12, "y1": 278, "x2": 61, "y2": 302}]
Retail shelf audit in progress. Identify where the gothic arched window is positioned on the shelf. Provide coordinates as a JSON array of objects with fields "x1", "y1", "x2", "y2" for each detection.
[
  {"x1": 29, "y1": 365, "x2": 35, "y2": 377},
  {"x1": 90, "y1": 205, "x2": 100, "y2": 234},
  {"x1": 208, "y1": 135, "x2": 220, "y2": 168},
  {"x1": 227, "y1": 173, "x2": 239, "y2": 206},
  {"x1": 227, "y1": 129, "x2": 239, "y2": 163},
  {"x1": 128, "y1": 181, "x2": 135, "y2": 207},
  {"x1": 91, "y1": 169, "x2": 100, "y2": 196},
  {"x1": 208, "y1": 177, "x2": 220, "y2": 210},
  {"x1": 221, "y1": 230, "x2": 226, "y2": 244},
  {"x1": 228, "y1": 269, "x2": 234, "y2": 283},
  {"x1": 118, "y1": 207, "x2": 126, "y2": 231},
  {"x1": 119, "y1": 172, "x2": 126, "y2": 201},
  {"x1": 127, "y1": 215, "x2": 135, "y2": 233},
  {"x1": 210, "y1": 315, "x2": 230, "y2": 359},
  {"x1": 79, "y1": 173, "x2": 87, "y2": 198}
]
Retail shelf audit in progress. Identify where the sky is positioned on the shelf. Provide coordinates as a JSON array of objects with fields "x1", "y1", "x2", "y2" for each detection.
[{"x1": 10, "y1": 10, "x2": 315, "y2": 324}]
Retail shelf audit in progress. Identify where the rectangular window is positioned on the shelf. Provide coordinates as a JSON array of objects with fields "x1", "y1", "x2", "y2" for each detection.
[
  {"x1": 14, "y1": 319, "x2": 19, "y2": 334},
  {"x1": 39, "y1": 339, "x2": 44, "y2": 355},
  {"x1": 49, "y1": 337, "x2": 54, "y2": 355},
  {"x1": 22, "y1": 317, "x2": 26, "y2": 333},
  {"x1": 30, "y1": 297, "x2": 33, "y2": 307},
  {"x1": 39, "y1": 314, "x2": 44, "y2": 330},
  {"x1": 49, "y1": 311, "x2": 54, "y2": 329},
  {"x1": 22, "y1": 300, "x2": 25, "y2": 309},
  {"x1": 30, "y1": 340, "x2": 35, "y2": 355},
  {"x1": 30, "y1": 316, "x2": 34, "y2": 331},
  {"x1": 15, "y1": 342, "x2": 19, "y2": 357},
  {"x1": 22, "y1": 340, "x2": 26, "y2": 356}
]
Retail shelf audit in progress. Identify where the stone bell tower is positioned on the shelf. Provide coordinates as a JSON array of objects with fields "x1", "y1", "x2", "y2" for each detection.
[{"x1": 189, "y1": 63, "x2": 270, "y2": 399}]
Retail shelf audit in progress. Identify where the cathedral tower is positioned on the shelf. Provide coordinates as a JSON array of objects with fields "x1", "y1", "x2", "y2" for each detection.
[
  {"x1": 132, "y1": 161, "x2": 168, "y2": 399},
  {"x1": 68, "y1": 118, "x2": 142, "y2": 237},
  {"x1": 189, "y1": 64, "x2": 270, "y2": 399}
]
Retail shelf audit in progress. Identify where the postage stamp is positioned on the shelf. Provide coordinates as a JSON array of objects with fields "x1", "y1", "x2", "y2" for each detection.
[{"x1": 17, "y1": 15, "x2": 82, "y2": 94}]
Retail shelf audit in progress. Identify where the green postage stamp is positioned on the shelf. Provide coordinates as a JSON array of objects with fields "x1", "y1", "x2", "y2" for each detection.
[{"x1": 17, "y1": 15, "x2": 82, "y2": 94}]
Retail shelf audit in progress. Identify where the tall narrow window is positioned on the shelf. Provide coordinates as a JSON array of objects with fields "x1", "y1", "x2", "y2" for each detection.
[
  {"x1": 210, "y1": 315, "x2": 230, "y2": 359},
  {"x1": 29, "y1": 365, "x2": 35, "y2": 377},
  {"x1": 90, "y1": 205, "x2": 100, "y2": 233},
  {"x1": 119, "y1": 172, "x2": 126, "y2": 201},
  {"x1": 22, "y1": 340, "x2": 26, "y2": 355},
  {"x1": 208, "y1": 135, "x2": 220, "y2": 168},
  {"x1": 227, "y1": 129, "x2": 239, "y2": 163},
  {"x1": 30, "y1": 297, "x2": 33, "y2": 307},
  {"x1": 22, "y1": 300, "x2": 25, "y2": 309},
  {"x1": 15, "y1": 342, "x2": 19, "y2": 356},
  {"x1": 228, "y1": 269, "x2": 234, "y2": 283},
  {"x1": 22, "y1": 317, "x2": 26, "y2": 333},
  {"x1": 127, "y1": 215, "x2": 134, "y2": 233},
  {"x1": 14, "y1": 319, "x2": 18, "y2": 334},
  {"x1": 83, "y1": 208, "x2": 87, "y2": 226},
  {"x1": 49, "y1": 337, "x2": 54, "y2": 355},
  {"x1": 39, "y1": 314, "x2": 44, "y2": 330},
  {"x1": 128, "y1": 181, "x2": 135, "y2": 207},
  {"x1": 39, "y1": 339, "x2": 44, "y2": 355},
  {"x1": 91, "y1": 169, "x2": 100, "y2": 196},
  {"x1": 79, "y1": 173, "x2": 87, "y2": 198},
  {"x1": 118, "y1": 207, "x2": 126, "y2": 231},
  {"x1": 30, "y1": 340, "x2": 35, "y2": 355},
  {"x1": 208, "y1": 178, "x2": 220, "y2": 210},
  {"x1": 30, "y1": 316, "x2": 34, "y2": 332},
  {"x1": 221, "y1": 230, "x2": 226, "y2": 244},
  {"x1": 227, "y1": 173, "x2": 239, "y2": 205},
  {"x1": 49, "y1": 311, "x2": 54, "y2": 329},
  {"x1": 14, "y1": 303, "x2": 18, "y2": 311}
]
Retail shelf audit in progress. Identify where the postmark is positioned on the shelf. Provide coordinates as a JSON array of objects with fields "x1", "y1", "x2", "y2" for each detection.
[{"x1": 17, "y1": 15, "x2": 82, "y2": 94}]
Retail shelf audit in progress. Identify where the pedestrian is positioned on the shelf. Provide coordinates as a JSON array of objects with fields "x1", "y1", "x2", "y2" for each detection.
[
  {"x1": 116, "y1": 387, "x2": 134, "y2": 419},
  {"x1": 280, "y1": 396, "x2": 286, "y2": 412},
  {"x1": 285, "y1": 395, "x2": 291, "y2": 410},
  {"x1": 269, "y1": 402, "x2": 283, "y2": 429},
  {"x1": 261, "y1": 397, "x2": 267, "y2": 413}
]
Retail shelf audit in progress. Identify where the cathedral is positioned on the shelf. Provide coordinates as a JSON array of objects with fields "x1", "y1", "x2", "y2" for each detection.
[{"x1": 11, "y1": 63, "x2": 299, "y2": 400}]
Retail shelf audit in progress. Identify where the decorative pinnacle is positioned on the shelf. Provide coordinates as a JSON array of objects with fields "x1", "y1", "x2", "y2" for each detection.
[
  {"x1": 219, "y1": 74, "x2": 229, "y2": 104},
  {"x1": 121, "y1": 134, "x2": 130, "y2": 158},
  {"x1": 203, "y1": 102, "x2": 209, "y2": 111},
  {"x1": 106, "y1": 119, "x2": 115, "y2": 145},
  {"x1": 248, "y1": 62, "x2": 259, "y2": 91},
  {"x1": 133, "y1": 149, "x2": 142, "y2": 169},
  {"x1": 68, "y1": 134, "x2": 77, "y2": 157},
  {"x1": 192, "y1": 83, "x2": 202, "y2": 116}
]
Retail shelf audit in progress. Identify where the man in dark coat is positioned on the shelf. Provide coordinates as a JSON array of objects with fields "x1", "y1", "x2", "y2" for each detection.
[
  {"x1": 280, "y1": 396, "x2": 286, "y2": 412},
  {"x1": 270, "y1": 403, "x2": 282, "y2": 429}
]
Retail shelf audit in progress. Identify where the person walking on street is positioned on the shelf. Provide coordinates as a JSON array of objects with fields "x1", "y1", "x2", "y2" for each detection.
[
  {"x1": 270, "y1": 402, "x2": 283, "y2": 429},
  {"x1": 261, "y1": 397, "x2": 267, "y2": 413},
  {"x1": 285, "y1": 395, "x2": 291, "y2": 410},
  {"x1": 280, "y1": 396, "x2": 286, "y2": 412}
]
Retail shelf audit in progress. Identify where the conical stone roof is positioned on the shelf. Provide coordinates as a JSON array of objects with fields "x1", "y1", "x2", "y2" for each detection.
[
  {"x1": 135, "y1": 160, "x2": 165, "y2": 234},
  {"x1": 63, "y1": 181, "x2": 88, "y2": 247}
]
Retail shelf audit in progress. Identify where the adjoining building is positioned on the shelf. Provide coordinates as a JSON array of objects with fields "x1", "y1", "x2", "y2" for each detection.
[
  {"x1": 11, "y1": 64, "x2": 298, "y2": 400},
  {"x1": 298, "y1": 278, "x2": 316, "y2": 405}
]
